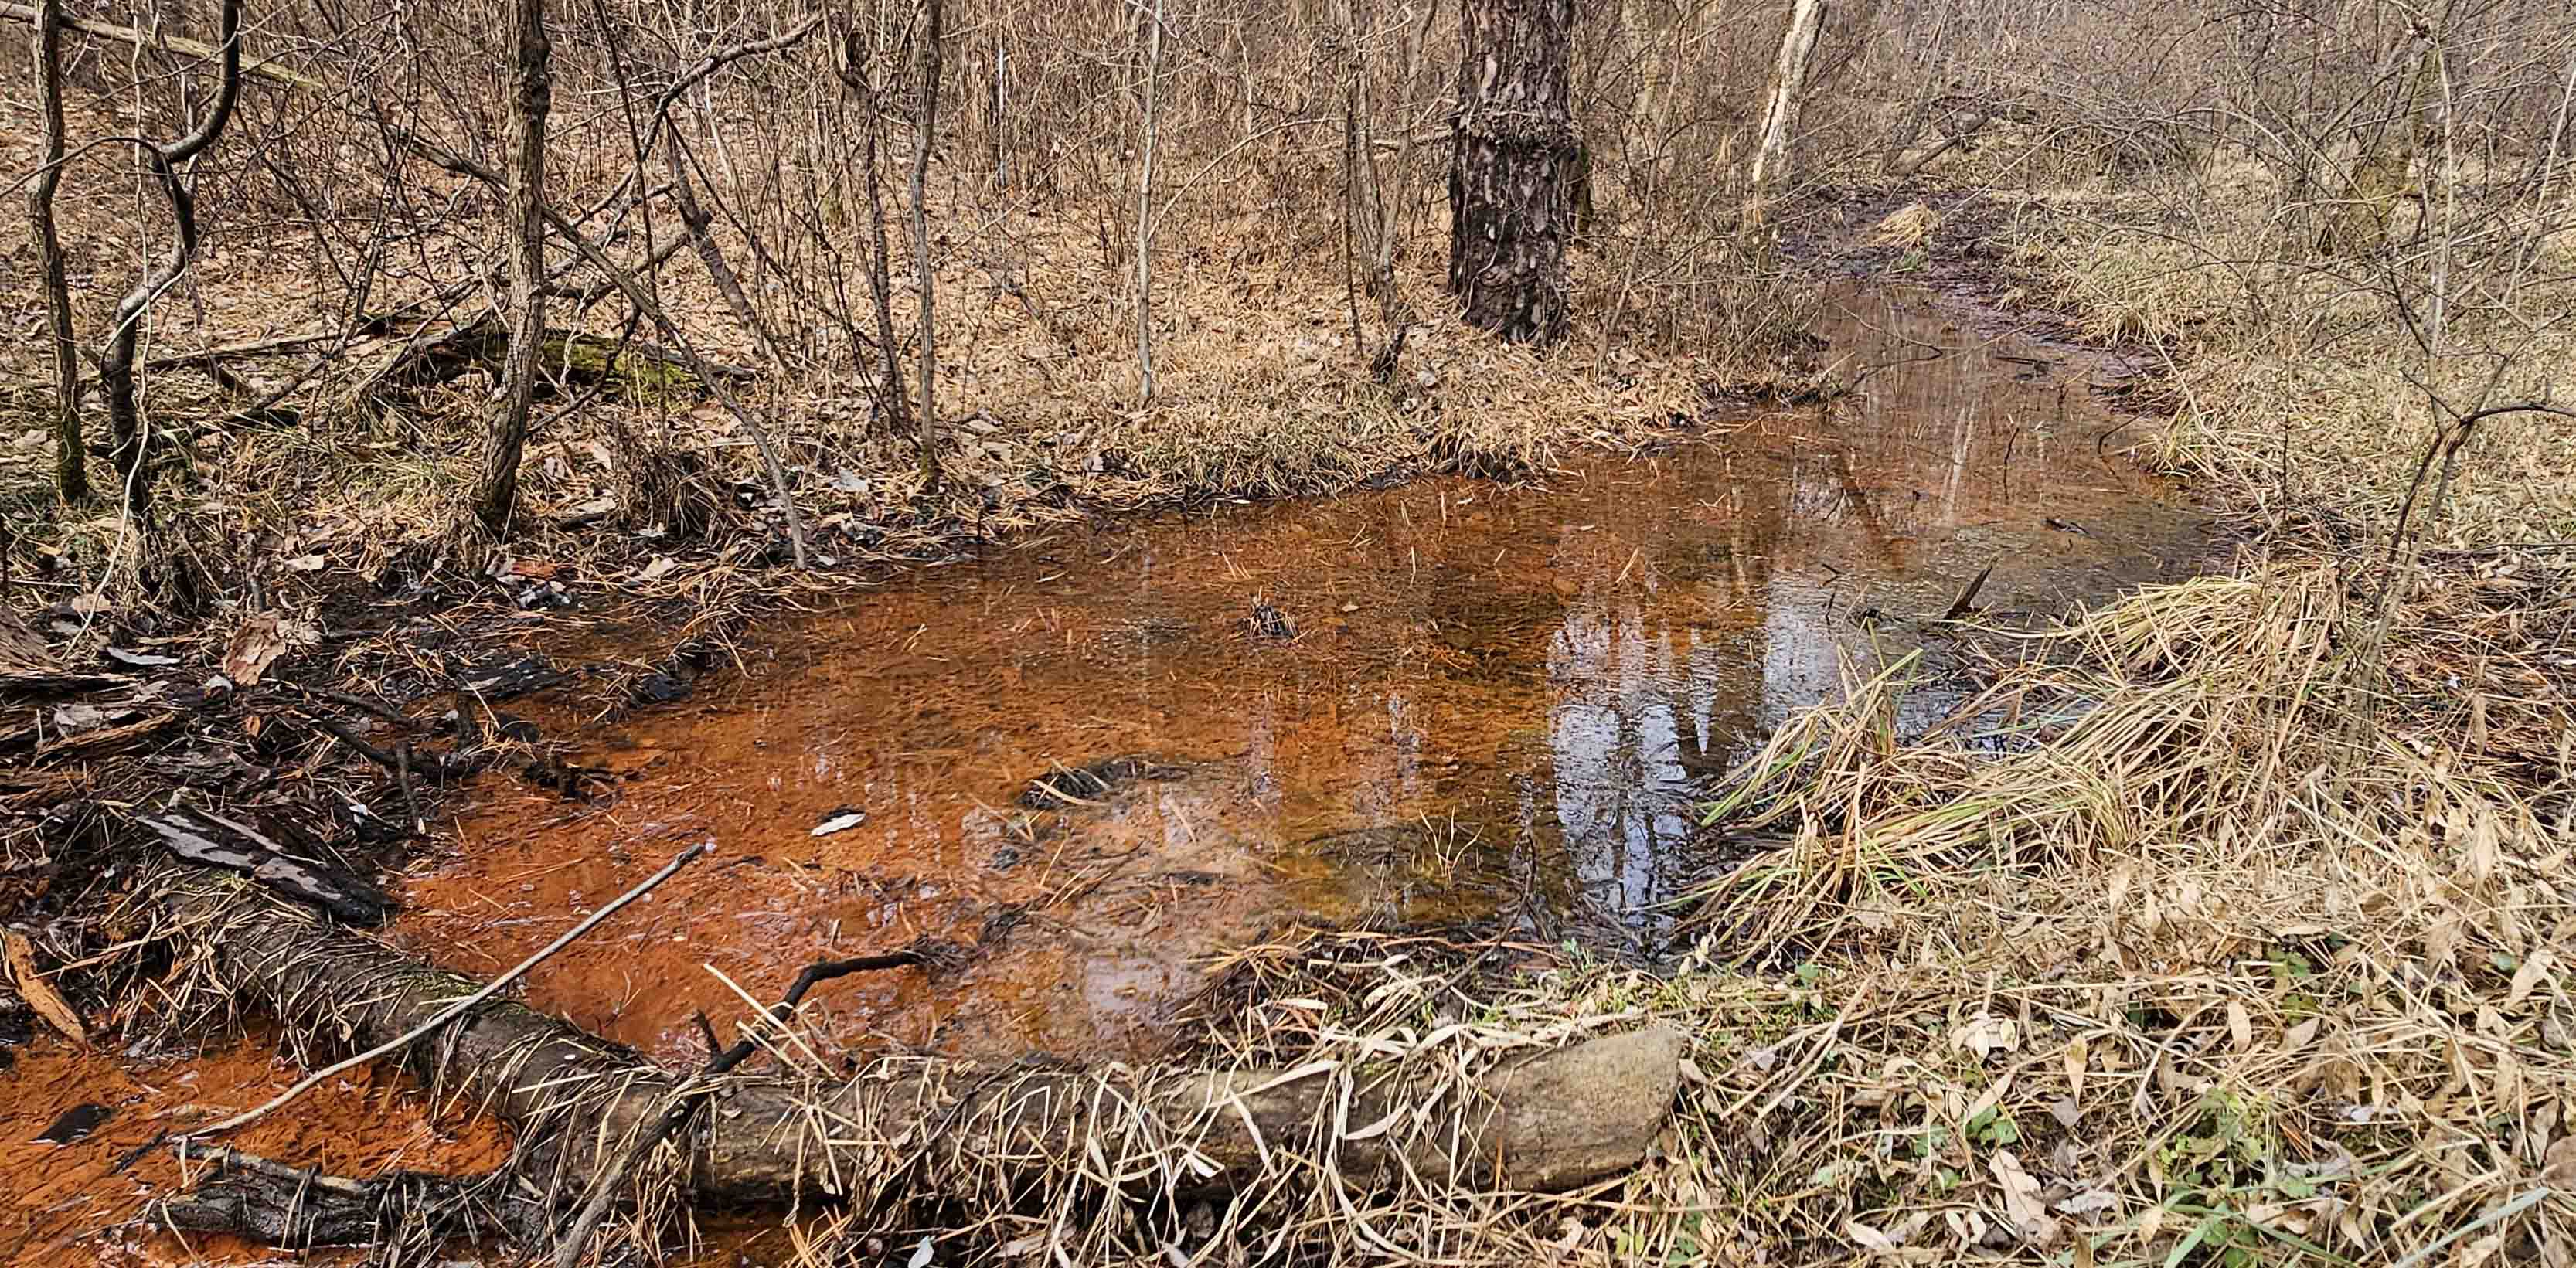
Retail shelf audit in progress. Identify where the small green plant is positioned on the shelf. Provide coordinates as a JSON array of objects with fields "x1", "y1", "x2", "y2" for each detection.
[{"x1": 1965, "y1": 1103, "x2": 2021, "y2": 1148}]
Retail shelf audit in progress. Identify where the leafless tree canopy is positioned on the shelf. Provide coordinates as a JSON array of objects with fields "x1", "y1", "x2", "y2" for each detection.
[{"x1": 2, "y1": 0, "x2": 2569, "y2": 573}]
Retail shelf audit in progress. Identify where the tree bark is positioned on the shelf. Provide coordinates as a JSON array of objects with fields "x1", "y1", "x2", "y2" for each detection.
[
  {"x1": 907, "y1": 0, "x2": 945, "y2": 488},
  {"x1": 29, "y1": 0, "x2": 85, "y2": 503},
  {"x1": 1742, "y1": 0, "x2": 1827, "y2": 246},
  {"x1": 97, "y1": 0, "x2": 243, "y2": 524},
  {"x1": 1135, "y1": 0, "x2": 1165, "y2": 402},
  {"x1": 163, "y1": 867, "x2": 1682, "y2": 1204},
  {"x1": 1449, "y1": 0, "x2": 1578, "y2": 345},
  {"x1": 471, "y1": 0, "x2": 553, "y2": 538},
  {"x1": 842, "y1": 29, "x2": 914, "y2": 442}
]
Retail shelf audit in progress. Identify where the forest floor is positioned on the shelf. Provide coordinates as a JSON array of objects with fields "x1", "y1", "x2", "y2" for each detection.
[{"x1": 3, "y1": 128, "x2": 2574, "y2": 1264}]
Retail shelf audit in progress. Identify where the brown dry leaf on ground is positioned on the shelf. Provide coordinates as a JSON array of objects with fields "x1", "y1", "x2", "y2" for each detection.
[{"x1": 220, "y1": 615, "x2": 289, "y2": 686}]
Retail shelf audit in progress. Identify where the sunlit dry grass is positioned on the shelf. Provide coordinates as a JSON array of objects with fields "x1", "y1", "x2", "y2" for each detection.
[{"x1": 1647, "y1": 153, "x2": 2576, "y2": 1264}]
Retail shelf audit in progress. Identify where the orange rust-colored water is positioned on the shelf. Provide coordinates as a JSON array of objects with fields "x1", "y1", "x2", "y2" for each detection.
[
  {"x1": 0, "y1": 284, "x2": 2209, "y2": 1264},
  {"x1": 393, "y1": 286, "x2": 2210, "y2": 1071},
  {"x1": 0, "y1": 1030, "x2": 511, "y2": 1265}
]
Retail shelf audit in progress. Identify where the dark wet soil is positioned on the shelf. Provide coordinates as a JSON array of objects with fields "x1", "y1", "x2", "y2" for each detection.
[{"x1": 388, "y1": 281, "x2": 2212, "y2": 1069}]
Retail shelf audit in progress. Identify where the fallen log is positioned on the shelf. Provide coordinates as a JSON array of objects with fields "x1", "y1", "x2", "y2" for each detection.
[
  {"x1": 162, "y1": 865, "x2": 1681, "y2": 1209},
  {"x1": 141, "y1": 811, "x2": 396, "y2": 926},
  {"x1": 153, "y1": 1146, "x2": 510, "y2": 1250}
]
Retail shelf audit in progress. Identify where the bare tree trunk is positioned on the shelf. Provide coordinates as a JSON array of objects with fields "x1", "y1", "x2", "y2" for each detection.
[
  {"x1": 843, "y1": 29, "x2": 913, "y2": 442},
  {"x1": 1339, "y1": 0, "x2": 1368, "y2": 359},
  {"x1": 908, "y1": 0, "x2": 945, "y2": 488},
  {"x1": 471, "y1": 0, "x2": 552, "y2": 538},
  {"x1": 1742, "y1": 0, "x2": 1827, "y2": 246},
  {"x1": 1136, "y1": 0, "x2": 1165, "y2": 402},
  {"x1": 1448, "y1": 0, "x2": 1577, "y2": 345},
  {"x1": 991, "y1": 34, "x2": 1009, "y2": 190},
  {"x1": 28, "y1": 0, "x2": 85, "y2": 503},
  {"x1": 1370, "y1": 0, "x2": 1437, "y2": 304},
  {"x1": 98, "y1": 0, "x2": 243, "y2": 526}
]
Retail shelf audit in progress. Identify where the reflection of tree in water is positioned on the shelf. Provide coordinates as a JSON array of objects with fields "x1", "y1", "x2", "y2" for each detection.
[
  {"x1": 1543, "y1": 603, "x2": 1708, "y2": 921},
  {"x1": 1532, "y1": 464, "x2": 1788, "y2": 928}
]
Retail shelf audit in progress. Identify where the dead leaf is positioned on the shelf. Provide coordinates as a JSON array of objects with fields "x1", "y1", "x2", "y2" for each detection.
[
  {"x1": 2227, "y1": 1000, "x2": 2253, "y2": 1051},
  {"x1": 2506, "y1": 950, "x2": 2555, "y2": 1010},
  {"x1": 223, "y1": 615, "x2": 290, "y2": 686},
  {"x1": 2425, "y1": 913, "x2": 2465, "y2": 969},
  {"x1": 5, "y1": 932, "x2": 87, "y2": 1045},
  {"x1": 1989, "y1": 1151, "x2": 2047, "y2": 1230},
  {"x1": 51, "y1": 702, "x2": 117, "y2": 734},
  {"x1": 1953, "y1": 1011, "x2": 2018, "y2": 1059},
  {"x1": 638, "y1": 555, "x2": 678, "y2": 583},
  {"x1": 283, "y1": 553, "x2": 328, "y2": 572},
  {"x1": 2283, "y1": 1016, "x2": 2322, "y2": 1052},
  {"x1": 1847, "y1": 1219, "x2": 1899, "y2": 1253},
  {"x1": 2543, "y1": 1135, "x2": 2576, "y2": 1185},
  {"x1": 69, "y1": 592, "x2": 111, "y2": 617}
]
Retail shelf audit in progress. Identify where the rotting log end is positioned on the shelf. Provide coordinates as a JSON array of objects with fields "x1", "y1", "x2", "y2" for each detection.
[{"x1": 1484, "y1": 1024, "x2": 1684, "y2": 1190}]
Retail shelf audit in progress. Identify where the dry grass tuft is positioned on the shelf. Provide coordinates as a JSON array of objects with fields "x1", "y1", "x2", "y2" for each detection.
[
  {"x1": 1676, "y1": 555, "x2": 2574, "y2": 1263},
  {"x1": 1868, "y1": 200, "x2": 1943, "y2": 250}
]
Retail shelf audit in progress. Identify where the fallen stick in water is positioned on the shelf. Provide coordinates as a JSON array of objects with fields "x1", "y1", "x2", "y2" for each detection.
[
  {"x1": 182, "y1": 842, "x2": 709, "y2": 1141},
  {"x1": 158, "y1": 864, "x2": 1683, "y2": 1216}
]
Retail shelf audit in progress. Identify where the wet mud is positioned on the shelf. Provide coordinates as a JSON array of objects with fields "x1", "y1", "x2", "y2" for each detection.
[{"x1": 394, "y1": 283, "x2": 2212, "y2": 1069}]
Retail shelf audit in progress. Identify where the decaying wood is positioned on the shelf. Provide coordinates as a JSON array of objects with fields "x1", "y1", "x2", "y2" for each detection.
[
  {"x1": 550, "y1": 947, "x2": 928, "y2": 1264},
  {"x1": 5, "y1": 930, "x2": 89, "y2": 1045},
  {"x1": 189, "y1": 844, "x2": 707, "y2": 1141},
  {"x1": 138, "y1": 812, "x2": 395, "y2": 926},
  {"x1": 165, "y1": 866, "x2": 1682, "y2": 1205},
  {"x1": 152, "y1": 1145, "x2": 509, "y2": 1249}
]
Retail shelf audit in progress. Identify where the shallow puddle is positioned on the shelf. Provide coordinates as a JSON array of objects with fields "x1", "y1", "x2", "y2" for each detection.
[
  {"x1": 396, "y1": 284, "x2": 2210, "y2": 1067},
  {"x1": 0, "y1": 1029, "x2": 509, "y2": 1265}
]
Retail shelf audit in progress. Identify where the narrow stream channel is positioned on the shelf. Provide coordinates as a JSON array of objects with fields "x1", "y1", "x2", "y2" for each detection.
[{"x1": 396, "y1": 285, "x2": 2212, "y2": 1066}]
